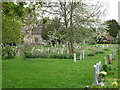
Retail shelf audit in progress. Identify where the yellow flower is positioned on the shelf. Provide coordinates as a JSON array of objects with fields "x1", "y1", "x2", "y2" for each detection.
[
  {"x1": 111, "y1": 81, "x2": 118, "y2": 86},
  {"x1": 99, "y1": 71, "x2": 107, "y2": 75}
]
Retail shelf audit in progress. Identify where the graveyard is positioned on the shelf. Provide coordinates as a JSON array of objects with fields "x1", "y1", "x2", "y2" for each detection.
[
  {"x1": 2, "y1": 44, "x2": 119, "y2": 88},
  {"x1": 2, "y1": 1, "x2": 120, "y2": 89}
]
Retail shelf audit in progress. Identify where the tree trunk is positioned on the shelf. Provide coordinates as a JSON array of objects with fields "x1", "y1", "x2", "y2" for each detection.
[
  {"x1": 69, "y1": 2, "x2": 74, "y2": 54},
  {"x1": 68, "y1": 39, "x2": 74, "y2": 54}
]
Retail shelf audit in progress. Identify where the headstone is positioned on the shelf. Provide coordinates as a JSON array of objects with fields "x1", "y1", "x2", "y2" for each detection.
[
  {"x1": 82, "y1": 50, "x2": 85, "y2": 59},
  {"x1": 104, "y1": 57, "x2": 107, "y2": 65},
  {"x1": 80, "y1": 50, "x2": 85, "y2": 60},
  {"x1": 99, "y1": 61, "x2": 102, "y2": 71},
  {"x1": 74, "y1": 53, "x2": 76, "y2": 62},
  {"x1": 112, "y1": 50, "x2": 115, "y2": 60},
  {"x1": 96, "y1": 63, "x2": 99, "y2": 75},
  {"x1": 93, "y1": 61, "x2": 104, "y2": 86},
  {"x1": 108, "y1": 54, "x2": 112, "y2": 64},
  {"x1": 93, "y1": 65, "x2": 99, "y2": 85},
  {"x1": 80, "y1": 50, "x2": 82, "y2": 60}
]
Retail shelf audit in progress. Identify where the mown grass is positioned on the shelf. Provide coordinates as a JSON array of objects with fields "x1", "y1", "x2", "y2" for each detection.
[{"x1": 2, "y1": 45, "x2": 119, "y2": 88}]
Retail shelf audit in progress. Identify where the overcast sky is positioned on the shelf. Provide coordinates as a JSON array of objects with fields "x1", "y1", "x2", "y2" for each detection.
[
  {"x1": 22, "y1": 0, "x2": 120, "y2": 22},
  {"x1": 99, "y1": 0, "x2": 119, "y2": 22}
]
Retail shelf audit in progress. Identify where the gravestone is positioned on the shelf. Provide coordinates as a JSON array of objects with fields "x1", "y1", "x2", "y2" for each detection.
[
  {"x1": 112, "y1": 50, "x2": 115, "y2": 60},
  {"x1": 99, "y1": 61, "x2": 102, "y2": 71},
  {"x1": 96, "y1": 63, "x2": 99, "y2": 75},
  {"x1": 80, "y1": 50, "x2": 85, "y2": 60},
  {"x1": 74, "y1": 53, "x2": 76, "y2": 62},
  {"x1": 93, "y1": 65, "x2": 99, "y2": 85},
  {"x1": 93, "y1": 61, "x2": 103, "y2": 86},
  {"x1": 108, "y1": 54, "x2": 112, "y2": 64},
  {"x1": 104, "y1": 57, "x2": 107, "y2": 65}
]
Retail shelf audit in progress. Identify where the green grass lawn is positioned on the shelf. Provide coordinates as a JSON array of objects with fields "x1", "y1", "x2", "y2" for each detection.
[{"x1": 2, "y1": 46, "x2": 119, "y2": 88}]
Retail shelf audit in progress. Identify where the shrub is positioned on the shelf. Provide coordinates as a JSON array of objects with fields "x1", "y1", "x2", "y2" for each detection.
[
  {"x1": 22, "y1": 44, "x2": 33, "y2": 58},
  {"x1": 45, "y1": 45, "x2": 52, "y2": 47},
  {"x1": 24, "y1": 51, "x2": 32, "y2": 58},
  {"x1": 38, "y1": 53, "x2": 49, "y2": 58},
  {"x1": 88, "y1": 53, "x2": 95, "y2": 56},
  {"x1": 104, "y1": 49, "x2": 109, "y2": 51},
  {"x1": 95, "y1": 51, "x2": 105, "y2": 54},
  {"x1": 50, "y1": 54, "x2": 73, "y2": 59},
  {"x1": 103, "y1": 65, "x2": 108, "y2": 72},
  {"x1": 2, "y1": 45, "x2": 15, "y2": 59},
  {"x1": 57, "y1": 45, "x2": 63, "y2": 48}
]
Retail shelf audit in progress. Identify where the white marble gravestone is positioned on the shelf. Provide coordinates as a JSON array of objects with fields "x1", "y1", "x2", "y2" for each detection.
[
  {"x1": 74, "y1": 53, "x2": 76, "y2": 62},
  {"x1": 80, "y1": 50, "x2": 85, "y2": 60},
  {"x1": 93, "y1": 65, "x2": 99, "y2": 85}
]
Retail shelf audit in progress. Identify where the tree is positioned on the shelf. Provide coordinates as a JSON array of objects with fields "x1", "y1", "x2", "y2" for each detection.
[
  {"x1": 41, "y1": 17, "x2": 61, "y2": 45},
  {"x1": 35, "y1": 1, "x2": 107, "y2": 53},
  {"x1": 2, "y1": 2, "x2": 26, "y2": 45},
  {"x1": 2, "y1": 17, "x2": 23, "y2": 45},
  {"x1": 43, "y1": 1, "x2": 106, "y2": 53},
  {"x1": 105, "y1": 19, "x2": 120, "y2": 38}
]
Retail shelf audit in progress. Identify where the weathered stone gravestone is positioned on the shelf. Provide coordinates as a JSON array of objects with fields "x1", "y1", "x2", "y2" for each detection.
[
  {"x1": 108, "y1": 54, "x2": 112, "y2": 64},
  {"x1": 74, "y1": 53, "x2": 76, "y2": 62},
  {"x1": 112, "y1": 50, "x2": 115, "y2": 60},
  {"x1": 80, "y1": 50, "x2": 85, "y2": 60}
]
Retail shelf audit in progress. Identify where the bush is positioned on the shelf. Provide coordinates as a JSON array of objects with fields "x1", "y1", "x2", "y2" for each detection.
[
  {"x1": 104, "y1": 49, "x2": 109, "y2": 51},
  {"x1": 45, "y1": 45, "x2": 52, "y2": 47},
  {"x1": 88, "y1": 53, "x2": 95, "y2": 56},
  {"x1": 57, "y1": 45, "x2": 63, "y2": 48},
  {"x1": 49, "y1": 54, "x2": 73, "y2": 59},
  {"x1": 24, "y1": 52, "x2": 50, "y2": 58},
  {"x1": 95, "y1": 51, "x2": 105, "y2": 54},
  {"x1": 22, "y1": 44, "x2": 33, "y2": 58},
  {"x1": 2, "y1": 45, "x2": 15, "y2": 59},
  {"x1": 24, "y1": 51, "x2": 32, "y2": 58},
  {"x1": 103, "y1": 65, "x2": 108, "y2": 72}
]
